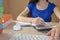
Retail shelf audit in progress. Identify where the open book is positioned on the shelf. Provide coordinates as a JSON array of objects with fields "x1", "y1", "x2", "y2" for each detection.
[{"x1": 14, "y1": 22, "x2": 57, "y2": 30}]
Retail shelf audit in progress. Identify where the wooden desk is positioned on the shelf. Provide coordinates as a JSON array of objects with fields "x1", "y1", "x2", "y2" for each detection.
[
  {"x1": 0, "y1": 23, "x2": 44, "y2": 40},
  {"x1": 0, "y1": 21, "x2": 57, "y2": 40}
]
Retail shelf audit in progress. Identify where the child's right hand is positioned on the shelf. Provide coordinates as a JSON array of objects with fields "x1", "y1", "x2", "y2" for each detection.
[{"x1": 33, "y1": 17, "x2": 45, "y2": 25}]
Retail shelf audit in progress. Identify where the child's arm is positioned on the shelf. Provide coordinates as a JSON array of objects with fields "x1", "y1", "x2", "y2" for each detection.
[
  {"x1": 17, "y1": 7, "x2": 45, "y2": 25},
  {"x1": 54, "y1": 7, "x2": 60, "y2": 20},
  {"x1": 17, "y1": 7, "x2": 35, "y2": 23},
  {"x1": 46, "y1": 6, "x2": 60, "y2": 40},
  {"x1": 46, "y1": 22, "x2": 60, "y2": 40}
]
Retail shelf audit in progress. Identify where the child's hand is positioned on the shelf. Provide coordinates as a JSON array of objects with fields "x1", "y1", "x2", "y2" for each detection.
[
  {"x1": 33, "y1": 17, "x2": 45, "y2": 25},
  {"x1": 46, "y1": 24, "x2": 60, "y2": 40}
]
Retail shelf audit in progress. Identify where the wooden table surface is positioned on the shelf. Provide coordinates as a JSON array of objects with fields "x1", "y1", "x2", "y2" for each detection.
[{"x1": 0, "y1": 21, "x2": 57, "y2": 40}]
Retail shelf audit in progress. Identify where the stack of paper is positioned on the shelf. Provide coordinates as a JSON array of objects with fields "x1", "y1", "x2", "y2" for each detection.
[
  {"x1": 0, "y1": 0, "x2": 3, "y2": 33},
  {"x1": 3, "y1": 14, "x2": 12, "y2": 27},
  {"x1": 0, "y1": 14, "x2": 12, "y2": 28},
  {"x1": 0, "y1": 13, "x2": 12, "y2": 33}
]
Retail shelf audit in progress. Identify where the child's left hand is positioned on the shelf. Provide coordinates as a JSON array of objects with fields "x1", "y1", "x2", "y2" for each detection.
[{"x1": 46, "y1": 23, "x2": 60, "y2": 40}]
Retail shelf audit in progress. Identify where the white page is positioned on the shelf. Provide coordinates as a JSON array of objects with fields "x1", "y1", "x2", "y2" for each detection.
[
  {"x1": 15, "y1": 22, "x2": 36, "y2": 26},
  {"x1": 15, "y1": 22, "x2": 56, "y2": 28}
]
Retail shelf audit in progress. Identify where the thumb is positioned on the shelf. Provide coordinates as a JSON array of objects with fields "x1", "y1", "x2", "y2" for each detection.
[{"x1": 46, "y1": 31, "x2": 51, "y2": 36}]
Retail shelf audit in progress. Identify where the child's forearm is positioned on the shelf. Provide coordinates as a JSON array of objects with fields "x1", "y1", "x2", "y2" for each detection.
[
  {"x1": 55, "y1": 21, "x2": 60, "y2": 28},
  {"x1": 17, "y1": 16, "x2": 35, "y2": 23}
]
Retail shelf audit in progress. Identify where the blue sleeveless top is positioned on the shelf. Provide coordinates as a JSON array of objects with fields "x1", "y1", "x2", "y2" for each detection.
[{"x1": 28, "y1": 2, "x2": 56, "y2": 22}]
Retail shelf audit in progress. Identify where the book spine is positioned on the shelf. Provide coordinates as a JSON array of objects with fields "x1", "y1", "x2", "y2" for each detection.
[
  {"x1": 0, "y1": 0, "x2": 3, "y2": 34},
  {"x1": 0, "y1": 0, "x2": 2, "y2": 6},
  {"x1": 0, "y1": 0, "x2": 3, "y2": 18},
  {"x1": 4, "y1": 19, "x2": 12, "y2": 28}
]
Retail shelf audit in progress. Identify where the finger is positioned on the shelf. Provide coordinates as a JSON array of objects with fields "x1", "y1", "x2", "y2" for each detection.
[
  {"x1": 40, "y1": 20, "x2": 45, "y2": 25},
  {"x1": 41, "y1": 21, "x2": 45, "y2": 25},
  {"x1": 40, "y1": 18, "x2": 44, "y2": 22},
  {"x1": 46, "y1": 31, "x2": 51, "y2": 36},
  {"x1": 40, "y1": 19, "x2": 45, "y2": 22},
  {"x1": 37, "y1": 20, "x2": 43, "y2": 25},
  {"x1": 51, "y1": 29, "x2": 55, "y2": 40},
  {"x1": 37, "y1": 18, "x2": 45, "y2": 25},
  {"x1": 55, "y1": 29, "x2": 59, "y2": 40}
]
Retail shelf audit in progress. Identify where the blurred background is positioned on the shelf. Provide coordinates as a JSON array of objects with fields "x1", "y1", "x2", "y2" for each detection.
[{"x1": 2, "y1": 0, "x2": 60, "y2": 22}]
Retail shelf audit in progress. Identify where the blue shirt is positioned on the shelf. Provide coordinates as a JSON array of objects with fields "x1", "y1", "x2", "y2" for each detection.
[{"x1": 28, "y1": 2, "x2": 56, "y2": 22}]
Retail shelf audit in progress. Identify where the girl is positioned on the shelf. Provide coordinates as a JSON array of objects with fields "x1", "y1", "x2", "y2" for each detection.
[{"x1": 17, "y1": 0, "x2": 60, "y2": 40}]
